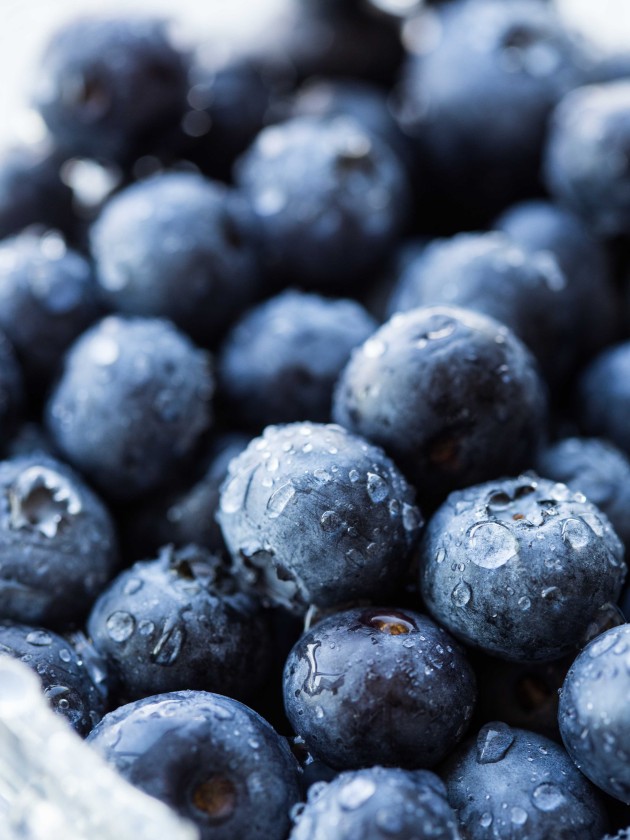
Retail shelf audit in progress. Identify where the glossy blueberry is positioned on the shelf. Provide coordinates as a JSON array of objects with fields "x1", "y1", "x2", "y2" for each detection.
[
  {"x1": 0, "y1": 455, "x2": 118, "y2": 627},
  {"x1": 218, "y1": 422, "x2": 422, "y2": 613},
  {"x1": 91, "y1": 173, "x2": 262, "y2": 346},
  {"x1": 397, "y1": 0, "x2": 585, "y2": 225},
  {"x1": 577, "y1": 341, "x2": 630, "y2": 458},
  {"x1": 333, "y1": 305, "x2": 547, "y2": 510},
  {"x1": 88, "y1": 544, "x2": 271, "y2": 702},
  {"x1": 0, "y1": 231, "x2": 100, "y2": 387},
  {"x1": 283, "y1": 607, "x2": 476, "y2": 769},
  {"x1": 537, "y1": 437, "x2": 630, "y2": 552},
  {"x1": 443, "y1": 722, "x2": 608, "y2": 839},
  {"x1": 559, "y1": 624, "x2": 630, "y2": 803},
  {"x1": 218, "y1": 291, "x2": 377, "y2": 428},
  {"x1": 34, "y1": 16, "x2": 189, "y2": 163},
  {"x1": 495, "y1": 199, "x2": 618, "y2": 357},
  {"x1": 87, "y1": 690, "x2": 301, "y2": 840},
  {"x1": 420, "y1": 475, "x2": 626, "y2": 661},
  {"x1": 289, "y1": 766, "x2": 461, "y2": 840},
  {"x1": 46, "y1": 316, "x2": 213, "y2": 501},
  {"x1": 386, "y1": 231, "x2": 577, "y2": 382},
  {"x1": 235, "y1": 116, "x2": 409, "y2": 291},
  {"x1": 0, "y1": 620, "x2": 105, "y2": 735},
  {"x1": 0, "y1": 144, "x2": 74, "y2": 241},
  {"x1": 545, "y1": 81, "x2": 630, "y2": 236},
  {"x1": 123, "y1": 434, "x2": 250, "y2": 560}
]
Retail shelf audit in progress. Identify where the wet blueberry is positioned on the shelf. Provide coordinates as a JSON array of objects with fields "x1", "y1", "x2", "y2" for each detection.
[
  {"x1": 289, "y1": 766, "x2": 461, "y2": 840},
  {"x1": 283, "y1": 606, "x2": 476, "y2": 769},
  {"x1": 87, "y1": 690, "x2": 301, "y2": 840},
  {"x1": 218, "y1": 422, "x2": 422, "y2": 614},
  {"x1": 420, "y1": 474, "x2": 626, "y2": 661},
  {"x1": 45, "y1": 316, "x2": 213, "y2": 501},
  {"x1": 333, "y1": 305, "x2": 547, "y2": 510},
  {"x1": 443, "y1": 722, "x2": 608, "y2": 839},
  {"x1": 88, "y1": 544, "x2": 272, "y2": 702}
]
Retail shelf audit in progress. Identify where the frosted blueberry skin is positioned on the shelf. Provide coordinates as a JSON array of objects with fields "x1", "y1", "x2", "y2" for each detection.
[
  {"x1": 218, "y1": 291, "x2": 377, "y2": 429},
  {"x1": 289, "y1": 766, "x2": 461, "y2": 840},
  {"x1": 87, "y1": 545, "x2": 272, "y2": 703},
  {"x1": 91, "y1": 173, "x2": 262, "y2": 347},
  {"x1": 420, "y1": 475, "x2": 626, "y2": 662},
  {"x1": 235, "y1": 116, "x2": 410, "y2": 292},
  {"x1": 386, "y1": 231, "x2": 577, "y2": 383},
  {"x1": 577, "y1": 342, "x2": 630, "y2": 459},
  {"x1": 537, "y1": 437, "x2": 630, "y2": 553},
  {"x1": 217, "y1": 422, "x2": 422, "y2": 614},
  {"x1": 443, "y1": 723, "x2": 608, "y2": 840},
  {"x1": 0, "y1": 232, "x2": 101, "y2": 388},
  {"x1": 0, "y1": 620, "x2": 106, "y2": 736},
  {"x1": 0, "y1": 455, "x2": 118, "y2": 628},
  {"x1": 45, "y1": 316, "x2": 213, "y2": 502},
  {"x1": 87, "y1": 691, "x2": 301, "y2": 840},
  {"x1": 333, "y1": 305, "x2": 547, "y2": 511},
  {"x1": 33, "y1": 17, "x2": 189, "y2": 164},
  {"x1": 545, "y1": 81, "x2": 630, "y2": 237},
  {"x1": 283, "y1": 607, "x2": 476, "y2": 770},
  {"x1": 559, "y1": 624, "x2": 630, "y2": 803}
]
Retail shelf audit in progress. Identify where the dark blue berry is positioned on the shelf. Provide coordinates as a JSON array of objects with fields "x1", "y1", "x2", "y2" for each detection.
[
  {"x1": 283, "y1": 606, "x2": 476, "y2": 769},
  {"x1": 577, "y1": 341, "x2": 630, "y2": 458}
]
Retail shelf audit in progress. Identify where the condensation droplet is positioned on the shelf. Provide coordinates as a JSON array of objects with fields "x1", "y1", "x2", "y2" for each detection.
[
  {"x1": 267, "y1": 483, "x2": 296, "y2": 519},
  {"x1": 452, "y1": 581, "x2": 472, "y2": 607},
  {"x1": 469, "y1": 522, "x2": 519, "y2": 569},
  {"x1": 366, "y1": 473, "x2": 389, "y2": 503},
  {"x1": 562, "y1": 518, "x2": 591, "y2": 550},
  {"x1": 106, "y1": 611, "x2": 135, "y2": 643},
  {"x1": 532, "y1": 783, "x2": 566, "y2": 812}
]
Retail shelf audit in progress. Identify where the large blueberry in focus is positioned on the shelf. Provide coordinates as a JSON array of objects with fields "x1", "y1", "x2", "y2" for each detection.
[
  {"x1": 0, "y1": 232, "x2": 100, "y2": 387},
  {"x1": 0, "y1": 620, "x2": 106, "y2": 735},
  {"x1": 46, "y1": 316, "x2": 213, "y2": 501},
  {"x1": 88, "y1": 544, "x2": 272, "y2": 702},
  {"x1": 577, "y1": 341, "x2": 630, "y2": 459},
  {"x1": 289, "y1": 766, "x2": 461, "y2": 840},
  {"x1": 218, "y1": 290, "x2": 377, "y2": 428},
  {"x1": 87, "y1": 691, "x2": 301, "y2": 840},
  {"x1": 559, "y1": 624, "x2": 630, "y2": 803},
  {"x1": 91, "y1": 173, "x2": 262, "y2": 346},
  {"x1": 0, "y1": 455, "x2": 118, "y2": 627},
  {"x1": 545, "y1": 81, "x2": 630, "y2": 236},
  {"x1": 217, "y1": 422, "x2": 422, "y2": 613},
  {"x1": 283, "y1": 607, "x2": 476, "y2": 769},
  {"x1": 235, "y1": 116, "x2": 409, "y2": 291},
  {"x1": 443, "y1": 722, "x2": 608, "y2": 839},
  {"x1": 333, "y1": 305, "x2": 547, "y2": 510},
  {"x1": 33, "y1": 16, "x2": 189, "y2": 163},
  {"x1": 420, "y1": 475, "x2": 626, "y2": 661}
]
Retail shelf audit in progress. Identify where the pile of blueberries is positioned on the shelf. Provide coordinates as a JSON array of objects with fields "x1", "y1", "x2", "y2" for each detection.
[{"x1": 3, "y1": 0, "x2": 630, "y2": 836}]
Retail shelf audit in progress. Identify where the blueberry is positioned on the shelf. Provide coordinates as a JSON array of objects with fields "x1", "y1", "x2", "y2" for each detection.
[
  {"x1": 122, "y1": 434, "x2": 250, "y2": 560},
  {"x1": 218, "y1": 291, "x2": 377, "y2": 428},
  {"x1": 34, "y1": 16, "x2": 189, "y2": 164},
  {"x1": 0, "y1": 620, "x2": 105, "y2": 735},
  {"x1": 289, "y1": 766, "x2": 461, "y2": 840},
  {"x1": 545, "y1": 81, "x2": 630, "y2": 236},
  {"x1": 333, "y1": 305, "x2": 547, "y2": 510},
  {"x1": 537, "y1": 437, "x2": 630, "y2": 553},
  {"x1": 218, "y1": 422, "x2": 422, "y2": 613},
  {"x1": 235, "y1": 116, "x2": 410, "y2": 291},
  {"x1": 0, "y1": 144, "x2": 74, "y2": 242},
  {"x1": 420, "y1": 474, "x2": 626, "y2": 661},
  {"x1": 386, "y1": 231, "x2": 578, "y2": 383},
  {"x1": 87, "y1": 544, "x2": 272, "y2": 702},
  {"x1": 283, "y1": 606, "x2": 476, "y2": 769},
  {"x1": 0, "y1": 231, "x2": 100, "y2": 388},
  {"x1": 443, "y1": 722, "x2": 608, "y2": 839},
  {"x1": 577, "y1": 341, "x2": 630, "y2": 459},
  {"x1": 397, "y1": 0, "x2": 585, "y2": 227},
  {"x1": 91, "y1": 172, "x2": 262, "y2": 346},
  {"x1": 45, "y1": 316, "x2": 213, "y2": 501},
  {"x1": 87, "y1": 690, "x2": 301, "y2": 840},
  {"x1": 0, "y1": 455, "x2": 117, "y2": 627},
  {"x1": 558, "y1": 624, "x2": 630, "y2": 803},
  {"x1": 495, "y1": 199, "x2": 618, "y2": 358}
]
